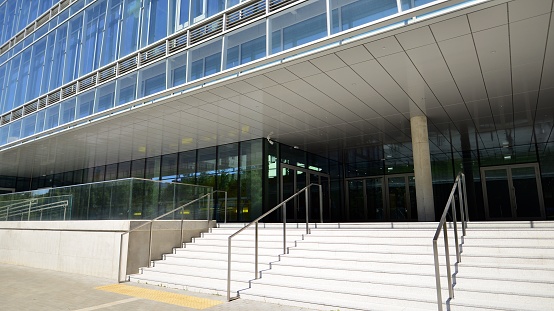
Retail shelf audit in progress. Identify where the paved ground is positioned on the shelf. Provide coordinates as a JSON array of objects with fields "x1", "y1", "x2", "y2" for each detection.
[{"x1": 0, "y1": 263, "x2": 318, "y2": 311}]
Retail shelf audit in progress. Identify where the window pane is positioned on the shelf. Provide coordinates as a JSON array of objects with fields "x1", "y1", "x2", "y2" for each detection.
[
  {"x1": 100, "y1": 0, "x2": 122, "y2": 67},
  {"x1": 168, "y1": 51, "x2": 187, "y2": 87},
  {"x1": 240, "y1": 139, "x2": 263, "y2": 221},
  {"x1": 117, "y1": 73, "x2": 137, "y2": 105},
  {"x1": 60, "y1": 98, "x2": 77, "y2": 124},
  {"x1": 4, "y1": 55, "x2": 21, "y2": 112},
  {"x1": 269, "y1": 0, "x2": 327, "y2": 54},
  {"x1": 35, "y1": 110, "x2": 45, "y2": 133},
  {"x1": 178, "y1": 0, "x2": 190, "y2": 27},
  {"x1": 225, "y1": 21, "x2": 266, "y2": 69},
  {"x1": 8, "y1": 120, "x2": 21, "y2": 143},
  {"x1": 217, "y1": 143, "x2": 238, "y2": 221},
  {"x1": 77, "y1": 90, "x2": 95, "y2": 119},
  {"x1": 161, "y1": 153, "x2": 178, "y2": 181},
  {"x1": 45, "y1": 105, "x2": 60, "y2": 130},
  {"x1": 190, "y1": 38, "x2": 222, "y2": 81},
  {"x1": 0, "y1": 126, "x2": 8, "y2": 145},
  {"x1": 27, "y1": 37, "x2": 47, "y2": 101},
  {"x1": 63, "y1": 13, "x2": 84, "y2": 84},
  {"x1": 401, "y1": 0, "x2": 435, "y2": 10},
  {"x1": 141, "y1": 0, "x2": 168, "y2": 47},
  {"x1": 80, "y1": 0, "x2": 107, "y2": 75},
  {"x1": 138, "y1": 61, "x2": 166, "y2": 97},
  {"x1": 95, "y1": 81, "x2": 116, "y2": 113},
  {"x1": 120, "y1": 0, "x2": 141, "y2": 57},
  {"x1": 331, "y1": 0, "x2": 398, "y2": 34},
  {"x1": 15, "y1": 50, "x2": 31, "y2": 108},
  {"x1": 178, "y1": 150, "x2": 197, "y2": 184},
  {"x1": 50, "y1": 24, "x2": 68, "y2": 90},
  {"x1": 21, "y1": 114, "x2": 37, "y2": 138}
]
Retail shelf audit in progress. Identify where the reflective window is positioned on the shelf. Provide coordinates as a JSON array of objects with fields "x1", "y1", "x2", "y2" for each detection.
[
  {"x1": 100, "y1": 0, "x2": 123, "y2": 67},
  {"x1": 331, "y1": 0, "x2": 398, "y2": 34},
  {"x1": 168, "y1": 52, "x2": 187, "y2": 87},
  {"x1": 27, "y1": 37, "x2": 47, "y2": 102},
  {"x1": 7, "y1": 120, "x2": 21, "y2": 143},
  {"x1": 269, "y1": 0, "x2": 327, "y2": 54},
  {"x1": 4, "y1": 55, "x2": 21, "y2": 112},
  {"x1": 176, "y1": 0, "x2": 191, "y2": 29},
  {"x1": 0, "y1": 66, "x2": 5, "y2": 113},
  {"x1": 119, "y1": 0, "x2": 141, "y2": 57},
  {"x1": 35, "y1": 110, "x2": 45, "y2": 133},
  {"x1": 77, "y1": 90, "x2": 95, "y2": 119},
  {"x1": 60, "y1": 98, "x2": 77, "y2": 124},
  {"x1": 0, "y1": 126, "x2": 8, "y2": 145},
  {"x1": 139, "y1": 62, "x2": 167, "y2": 97},
  {"x1": 190, "y1": 38, "x2": 222, "y2": 81},
  {"x1": 80, "y1": 0, "x2": 108, "y2": 76},
  {"x1": 50, "y1": 24, "x2": 68, "y2": 91},
  {"x1": 225, "y1": 21, "x2": 266, "y2": 69},
  {"x1": 117, "y1": 73, "x2": 137, "y2": 105},
  {"x1": 161, "y1": 153, "x2": 178, "y2": 181},
  {"x1": 178, "y1": 150, "x2": 197, "y2": 184},
  {"x1": 192, "y1": 0, "x2": 225, "y2": 24},
  {"x1": 21, "y1": 114, "x2": 37, "y2": 137},
  {"x1": 44, "y1": 105, "x2": 60, "y2": 130},
  {"x1": 141, "y1": 0, "x2": 169, "y2": 47},
  {"x1": 14, "y1": 50, "x2": 31, "y2": 108},
  {"x1": 63, "y1": 13, "x2": 84, "y2": 84},
  {"x1": 96, "y1": 81, "x2": 116, "y2": 112}
]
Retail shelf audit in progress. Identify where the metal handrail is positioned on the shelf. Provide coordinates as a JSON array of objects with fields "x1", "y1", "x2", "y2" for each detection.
[
  {"x1": 0, "y1": 198, "x2": 70, "y2": 221},
  {"x1": 117, "y1": 190, "x2": 227, "y2": 282},
  {"x1": 226, "y1": 183, "x2": 323, "y2": 301},
  {"x1": 433, "y1": 172, "x2": 469, "y2": 311}
]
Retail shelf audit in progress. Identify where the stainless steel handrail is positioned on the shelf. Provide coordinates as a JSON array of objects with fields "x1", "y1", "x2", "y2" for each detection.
[
  {"x1": 0, "y1": 198, "x2": 70, "y2": 221},
  {"x1": 433, "y1": 172, "x2": 469, "y2": 311},
  {"x1": 117, "y1": 190, "x2": 227, "y2": 282},
  {"x1": 226, "y1": 183, "x2": 323, "y2": 301}
]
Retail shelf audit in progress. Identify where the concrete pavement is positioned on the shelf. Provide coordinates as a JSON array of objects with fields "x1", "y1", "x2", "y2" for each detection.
[{"x1": 0, "y1": 263, "x2": 319, "y2": 311}]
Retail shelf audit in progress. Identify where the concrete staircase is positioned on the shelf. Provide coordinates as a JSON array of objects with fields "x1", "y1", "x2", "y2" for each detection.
[{"x1": 129, "y1": 221, "x2": 554, "y2": 311}]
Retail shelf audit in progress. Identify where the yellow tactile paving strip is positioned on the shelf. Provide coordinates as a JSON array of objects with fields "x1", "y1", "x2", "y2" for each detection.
[{"x1": 95, "y1": 284, "x2": 223, "y2": 309}]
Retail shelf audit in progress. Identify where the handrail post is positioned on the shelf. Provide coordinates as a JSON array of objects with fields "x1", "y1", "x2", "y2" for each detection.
[
  {"x1": 227, "y1": 237, "x2": 232, "y2": 301},
  {"x1": 28, "y1": 200, "x2": 32, "y2": 221},
  {"x1": 444, "y1": 222, "x2": 454, "y2": 299},
  {"x1": 225, "y1": 191, "x2": 227, "y2": 223},
  {"x1": 305, "y1": 188, "x2": 309, "y2": 234},
  {"x1": 458, "y1": 178, "x2": 465, "y2": 237},
  {"x1": 462, "y1": 173, "x2": 469, "y2": 235},
  {"x1": 148, "y1": 221, "x2": 154, "y2": 268},
  {"x1": 319, "y1": 184, "x2": 323, "y2": 223},
  {"x1": 180, "y1": 204, "x2": 185, "y2": 247},
  {"x1": 452, "y1": 193, "x2": 460, "y2": 264},
  {"x1": 283, "y1": 202, "x2": 287, "y2": 254},
  {"x1": 433, "y1": 239, "x2": 443, "y2": 311},
  {"x1": 255, "y1": 221, "x2": 259, "y2": 279}
]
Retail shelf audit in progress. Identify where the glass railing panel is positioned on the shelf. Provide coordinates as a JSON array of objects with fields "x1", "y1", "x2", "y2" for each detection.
[{"x1": 0, "y1": 178, "x2": 212, "y2": 221}]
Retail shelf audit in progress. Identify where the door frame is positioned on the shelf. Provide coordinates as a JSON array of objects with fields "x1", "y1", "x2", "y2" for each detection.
[
  {"x1": 480, "y1": 163, "x2": 545, "y2": 220},
  {"x1": 345, "y1": 173, "x2": 415, "y2": 221},
  {"x1": 279, "y1": 163, "x2": 331, "y2": 222}
]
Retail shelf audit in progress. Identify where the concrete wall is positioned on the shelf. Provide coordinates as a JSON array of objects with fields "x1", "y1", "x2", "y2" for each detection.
[{"x1": 0, "y1": 220, "x2": 213, "y2": 281}]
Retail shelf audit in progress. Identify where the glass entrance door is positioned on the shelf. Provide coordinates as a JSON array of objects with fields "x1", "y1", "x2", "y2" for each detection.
[
  {"x1": 280, "y1": 164, "x2": 331, "y2": 222},
  {"x1": 346, "y1": 174, "x2": 415, "y2": 221},
  {"x1": 481, "y1": 164, "x2": 545, "y2": 220}
]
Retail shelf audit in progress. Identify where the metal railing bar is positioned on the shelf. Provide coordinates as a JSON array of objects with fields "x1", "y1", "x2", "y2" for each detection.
[
  {"x1": 117, "y1": 190, "x2": 227, "y2": 281},
  {"x1": 433, "y1": 172, "x2": 469, "y2": 311},
  {"x1": 227, "y1": 183, "x2": 322, "y2": 301}
]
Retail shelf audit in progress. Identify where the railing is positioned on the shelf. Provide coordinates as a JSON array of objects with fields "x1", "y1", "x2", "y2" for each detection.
[
  {"x1": 0, "y1": 196, "x2": 71, "y2": 221},
  {"x1": 117, "y1": 190, "x2": 227, "y2": 282},
  {"x1": 226, "y1": 183, "x2": 323, "y2": 301},
  {"x1": 433, "y1": 172, "x2": 469, "y2": 311}
]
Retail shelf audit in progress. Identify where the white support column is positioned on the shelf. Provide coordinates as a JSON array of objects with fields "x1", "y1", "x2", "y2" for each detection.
[{"x1": 410, "y1": 115, "x2": 435, "y2": 221}]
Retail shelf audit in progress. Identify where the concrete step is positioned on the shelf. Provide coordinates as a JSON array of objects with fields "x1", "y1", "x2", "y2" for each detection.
[
  {"x1": 241, "y1": 281, "x2": 438, "y2": 311},
  {"x1": 130, "y1": 270, "x2": 248, "y2": 295}
]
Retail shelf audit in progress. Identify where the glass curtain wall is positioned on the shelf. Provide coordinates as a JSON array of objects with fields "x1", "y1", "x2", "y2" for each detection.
[{"x1": 0, "y1": 0, "x2": 444, "y2": 146}]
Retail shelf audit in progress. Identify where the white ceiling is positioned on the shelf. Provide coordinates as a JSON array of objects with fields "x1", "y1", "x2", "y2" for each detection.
[{"x1": 1, "y1": 0, "x2": 553, "y2": 177}]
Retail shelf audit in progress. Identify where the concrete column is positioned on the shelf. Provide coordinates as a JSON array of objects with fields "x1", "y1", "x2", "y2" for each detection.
[{"x1": 410, "y1": 115, "x2": 435, "y2": 221}]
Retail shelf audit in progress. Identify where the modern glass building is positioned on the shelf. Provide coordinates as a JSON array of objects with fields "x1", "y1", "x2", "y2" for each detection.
[{"x1": 0, "y1": 0, "x2": 552, "y2": 222}]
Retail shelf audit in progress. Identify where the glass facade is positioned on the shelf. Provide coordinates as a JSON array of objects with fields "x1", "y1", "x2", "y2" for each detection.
[{"x1": 0, "y1": 0, "x2": 441, "y2": 147}]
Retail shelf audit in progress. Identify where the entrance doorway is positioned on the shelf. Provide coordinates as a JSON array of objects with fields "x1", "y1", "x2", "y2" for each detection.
[
  {"x1": 481, "y1": 164, "x2": 545, "y2": 220},
  {"x1": 346, "y1": 174, "x2": 417, "y2": 221},
  {"x1": 280, "y1": 164, "x2": 331, "y2": 222}
]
